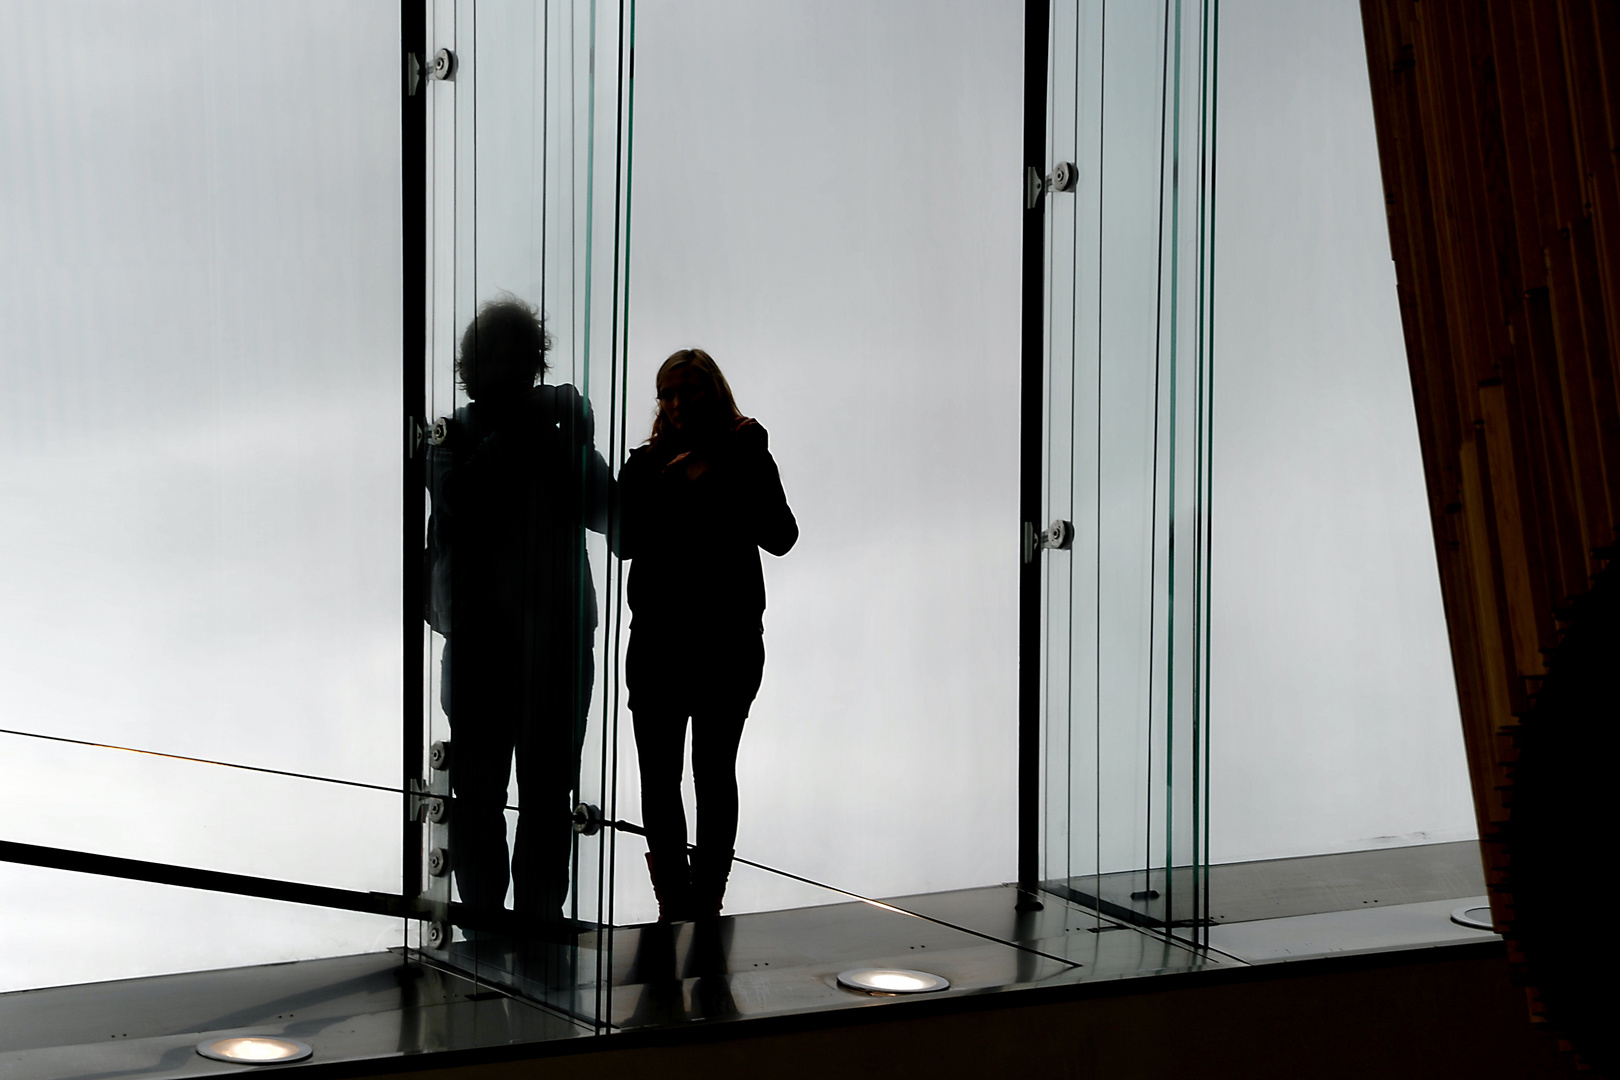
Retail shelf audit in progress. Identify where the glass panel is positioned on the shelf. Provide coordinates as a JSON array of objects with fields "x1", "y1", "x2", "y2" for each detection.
[
  {"x1": 611, "y1": 0, "x2": 1025, "y2": 928},
  {"x1": 0, "y1": 1, "x2": 405, "y2": 990},
  {"x1": 1039, "y1": 0, "x2": 1216, "y2": 945},
  {"x1": 418, "y1": 0, "x2": 630, "y2": 1029}
]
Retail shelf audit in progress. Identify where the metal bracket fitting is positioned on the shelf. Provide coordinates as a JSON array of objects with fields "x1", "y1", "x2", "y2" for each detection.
[
  {"x1": 572, "y1": 802, "x2": 603, "y2": 836},
  {"x1": 1027, "y1": 162, "x2": 1078, "y2": 210},
  {"x1": 1024, "y1": 519, "x2": 1075, "y2": 564},
  {"x1": 405, "y1": 51, "x2": 422, "y2": 97},
  {"x1": 408, "y1": 780, "x2": 448, "y2": 824},
  {"x1": 1041, "y1": 518, "x2": 1075, "y2": 551}
]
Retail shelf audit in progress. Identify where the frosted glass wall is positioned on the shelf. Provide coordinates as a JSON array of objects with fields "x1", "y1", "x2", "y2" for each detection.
[
  {"x1": 0, "y1": 0, "x2": 1479, "y2": 994},
  {"x1": 0, "y1": 1, "x2": 403, "y2": 990},
  {"x1": 1209, "y1": 0, "x2": 1475, "y2": 862},
  {"x1": 617, "y1": 0, "x2": 1474, "y2": 926},
  {"x1": 617, "y1": 0, "x2": 1026, "y2": 923}
]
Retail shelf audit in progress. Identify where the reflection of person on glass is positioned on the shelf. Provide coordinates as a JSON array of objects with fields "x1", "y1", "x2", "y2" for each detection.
[
  {"x1": 424, "y1": 296, "x2": 611, "y2": 928},
  {"x1": 620, "y1": 349, "x2": 798, "y2": 921}
]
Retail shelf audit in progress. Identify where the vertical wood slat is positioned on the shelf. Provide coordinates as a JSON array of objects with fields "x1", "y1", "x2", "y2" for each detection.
[{"x1": 1360, "y1": 0, "x2": 1619, "y2": 1015}]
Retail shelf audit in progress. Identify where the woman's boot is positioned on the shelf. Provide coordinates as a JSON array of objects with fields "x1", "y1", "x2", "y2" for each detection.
[
  {"x1": 690, "y1": 847, "x2": 734, "y2": 918},
  {"x1": 644, "y1": 849, "x2": 692, "y2": 923}
]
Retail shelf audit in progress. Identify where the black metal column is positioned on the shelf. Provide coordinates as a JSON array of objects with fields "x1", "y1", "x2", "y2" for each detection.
[
  {"x1": 401, "y1": 0, "x2": 428, "y2": 915},
  {"x1": 1017, "y1": 0, "x2": 1049, "y2": 909}
]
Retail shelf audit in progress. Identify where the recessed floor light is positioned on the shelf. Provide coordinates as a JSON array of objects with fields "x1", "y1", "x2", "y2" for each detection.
[
  {"x1": 837, "y1": 968, "x2": 950, "y2": 995},
  {"x1": 196, "y1": 1036, "x2": 313, "y2": 1065},
  {"x1": 1450, "y1": 905, "x2": 1494, "y2": 932}
]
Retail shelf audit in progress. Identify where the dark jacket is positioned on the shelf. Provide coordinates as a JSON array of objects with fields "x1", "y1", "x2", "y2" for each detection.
[
  {"x1": 424, "y1": 383, "x2": 612, "y2": 644},
  {"x1": 618, "y1": 420, "x2": 797, "y2": 635}
]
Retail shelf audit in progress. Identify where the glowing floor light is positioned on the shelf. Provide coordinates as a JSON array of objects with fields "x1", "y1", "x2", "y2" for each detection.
[
  {"x1": 195, "y1": 1037, "x2": 313, "y2": 1065},
  {"x1": 836, "y1": 968, "x2": 950, "y2": 995}
]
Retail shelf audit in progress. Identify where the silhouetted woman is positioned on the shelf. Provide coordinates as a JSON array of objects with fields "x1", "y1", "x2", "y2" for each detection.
[{"x1": 619, "y1": 349, "x2": 798, "y2": 921}]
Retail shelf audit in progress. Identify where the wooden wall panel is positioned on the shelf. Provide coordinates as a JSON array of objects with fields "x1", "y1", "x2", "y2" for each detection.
[{"x1": 1360, "y1": 0, "x2": 1620, "y2": 1046}]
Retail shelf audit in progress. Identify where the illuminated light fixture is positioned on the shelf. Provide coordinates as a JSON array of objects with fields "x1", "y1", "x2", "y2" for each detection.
[
  {"x1": 836, "y1": 967, "x2": 950, "y2": 995},
  {"x1": 195, "y1": 1037, "x2": 313, "y2": 1065},
  {"x1": 1450, "y1": 905, "x2": 1495, "y2": 932}
]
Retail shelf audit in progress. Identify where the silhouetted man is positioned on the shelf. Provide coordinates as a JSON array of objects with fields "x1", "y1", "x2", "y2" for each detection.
[{"x1": 424, "y1": 296, "x2": 611, "y2": 927}]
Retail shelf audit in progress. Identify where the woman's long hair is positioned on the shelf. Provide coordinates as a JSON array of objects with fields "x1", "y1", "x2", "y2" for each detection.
[{"x1": 648, "y1": 348, "x2": 744, "y2": 448}]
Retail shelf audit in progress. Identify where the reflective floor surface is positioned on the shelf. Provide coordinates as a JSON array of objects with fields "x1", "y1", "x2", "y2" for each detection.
[
  {"x1": 0, "y1": 843, "x2": 1499, "y2": 1079},
  {"x1": 1050, "y1": 838, "x2": 1488, "y2": 929},
  {"x1": 607, "y1": 883, "x2": 1225, "y2": 1029},
  {"x1": 0, "y1": 950, "x2": 585, "y2": 1080},
  {"x1": 1207, "y1": 895, "x2": 1494, "y2": 963}
]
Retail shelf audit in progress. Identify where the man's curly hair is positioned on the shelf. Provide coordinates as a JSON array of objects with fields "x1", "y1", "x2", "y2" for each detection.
[{"x1": 456, "y1": 294, "x2": 550, "y2": 400}]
